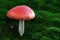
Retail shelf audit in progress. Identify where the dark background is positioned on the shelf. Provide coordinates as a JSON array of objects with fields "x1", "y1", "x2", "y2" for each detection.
[{"x1": 0, "y1": 0, "x2": 60, "y2": 40}]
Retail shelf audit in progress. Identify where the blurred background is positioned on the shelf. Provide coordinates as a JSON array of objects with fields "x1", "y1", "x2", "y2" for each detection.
[{"x1": 0, "y1": 0, "x2": 60, "y2": 40}]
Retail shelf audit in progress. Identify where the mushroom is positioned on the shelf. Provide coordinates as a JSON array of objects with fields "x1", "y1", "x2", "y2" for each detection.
[{"x1": 7, "y1": 5, "x2": 35, "y2": 36}]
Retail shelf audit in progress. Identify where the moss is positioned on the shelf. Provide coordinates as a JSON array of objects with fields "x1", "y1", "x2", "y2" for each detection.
[{"x1": 0, "y1": 0, "x2": 60, "y2": 40}]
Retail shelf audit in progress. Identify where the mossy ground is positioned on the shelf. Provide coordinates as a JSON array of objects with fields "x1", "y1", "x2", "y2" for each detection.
[{"x1": 0, "y1": 0, "x2": 60, "y2": 40}]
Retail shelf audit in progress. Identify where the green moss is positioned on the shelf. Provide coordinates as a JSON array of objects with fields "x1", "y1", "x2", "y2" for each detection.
[{"x1": 0, "y1": 0, "x2": 60, "y2": 40}]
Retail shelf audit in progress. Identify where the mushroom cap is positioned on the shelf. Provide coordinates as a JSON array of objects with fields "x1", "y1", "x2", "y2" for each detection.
[{"x1": 7, "y1": 5, "x2": 35, "y2": 20}]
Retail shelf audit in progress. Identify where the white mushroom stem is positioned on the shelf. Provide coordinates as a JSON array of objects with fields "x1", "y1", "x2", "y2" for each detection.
[{"x1": 19, "y1": 20, "x2": 24, "y2": 36}]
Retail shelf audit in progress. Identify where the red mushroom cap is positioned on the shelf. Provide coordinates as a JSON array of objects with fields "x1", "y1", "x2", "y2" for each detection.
[{"x1": 7, "y1": 5, "x2": 35, "y2": 20}]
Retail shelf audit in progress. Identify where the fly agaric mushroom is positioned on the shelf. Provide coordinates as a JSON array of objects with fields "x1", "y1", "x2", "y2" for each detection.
[{"x1": 7, "y1": 5, "x2": 35, "y2": 36}]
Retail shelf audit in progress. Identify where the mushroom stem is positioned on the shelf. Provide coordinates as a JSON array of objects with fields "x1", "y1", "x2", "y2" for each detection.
[{"x1": 19, "y1": 20, "x2": 24, "y2": 36}]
